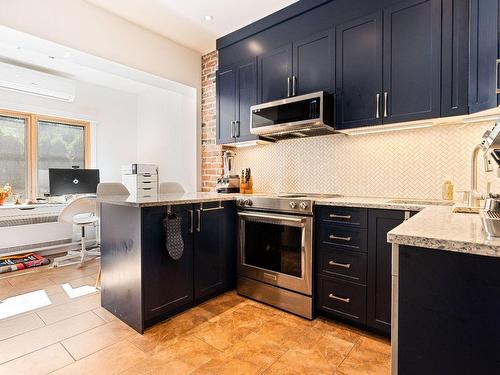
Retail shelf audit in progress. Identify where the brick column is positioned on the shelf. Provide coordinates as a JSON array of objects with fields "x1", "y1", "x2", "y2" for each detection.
[{"x1": 201, "y1": 50, "x2": 229, "y2": 192}]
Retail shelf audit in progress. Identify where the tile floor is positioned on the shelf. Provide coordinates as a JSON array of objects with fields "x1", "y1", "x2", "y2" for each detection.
[{"x1": 0, "y1": 258, "x2": 390, "y2": 374}]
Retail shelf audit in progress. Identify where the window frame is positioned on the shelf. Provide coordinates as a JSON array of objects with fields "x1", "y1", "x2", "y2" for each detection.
[{"x1": 0, "y1": 108, "x2": 91, "y2": 199}]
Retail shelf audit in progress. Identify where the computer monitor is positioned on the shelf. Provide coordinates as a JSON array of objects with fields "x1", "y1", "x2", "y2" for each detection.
[{"x1": 49, "y1": 168, "x2": 100, "y2": 196}]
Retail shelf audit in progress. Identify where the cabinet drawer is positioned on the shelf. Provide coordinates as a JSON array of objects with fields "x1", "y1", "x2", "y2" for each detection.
[
  {"x1": 317, "y1": 224, "x2": 367, "y2": 252},
  {"x1": 138, "y1": 174, "x2": 158, "y2": 183},
  {"x1": 316, "y1": 206, "x2": 367, "y2": 228},
  {"x1": 317, "y1": 275, "x2": 366, "y2": 323},
  {"x1": 136, "y1": 187, "x2": 157, "y2": 198},
  {"x1": 318, "y1": 247, "x2": 367, "y2": 284}
]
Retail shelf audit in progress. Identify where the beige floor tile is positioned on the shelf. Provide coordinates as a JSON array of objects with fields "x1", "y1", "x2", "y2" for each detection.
[
  {"x1": 218, "y1": 332, "x2": 288, "y2": 370},
  {"x1": 193, "y1": 314, "x2": 254, "y2": 350},
  {"x1": 62, "y1": 319, "x2": 137, "y2": 360},
  {"x1": 129, "y1": 306, "x2": 214, "y2": 352},
  {"x1": 52, "y1": 340, "x2": 150, "y2": 375},
  {"x1": 121, "y1": 358, "x2": 196, "y2": 375},
  {"x1": 336, "y1": 336, "x2": 391, "y2": 375},
  {"x1": 198, "y1": 291, "x2": 247, "y2": 316},
  {"x1": 0, "y1": 343, "x2": 74, "y2": 375},
  {"x1": 0, "y1": 311, "x2": 104, "y2": 364},
  {"x1": 92, "y1": 306, "x2": 118, "y2": 322},
  {"x1": 191, "y1": 357, "x2": 262, "y2": 375},
  {"x1": 150, "y1": 333, "x2": 221, "y2": 368},
  {"x1": 37, "y1": 293, "x2": 101, "y2": 325},
  {"x1": 0, "y1": 313, "x2": 45, "y2": 341}
]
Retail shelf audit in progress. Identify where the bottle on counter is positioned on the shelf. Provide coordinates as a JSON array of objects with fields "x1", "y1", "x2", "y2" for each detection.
[{"x1": 442, "y1": 177, "x2": 454, "y2": 201}]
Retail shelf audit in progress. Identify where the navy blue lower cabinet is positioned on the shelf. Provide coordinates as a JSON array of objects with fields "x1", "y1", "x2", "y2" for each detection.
[
  {"x1": 335, "y1": 12, "x2": 383, "y2": 129},
  {"x1": 366, "y1": 209, "x2": 406, "y2": 336},
  {"x1": 398, "y1": 246, "x2": 500, "y2": 374},
  {"x1": 100, "y1": 202, "x2": 235, "y2": 333},
  {"x1": 142, "y1": 205, "x2": 194, "y2": 325},
  {"x1": 382, "y1": 0, "x2": 442, "y2": 124},
  {"x1": 315, "y1": 206, "x2": 412, "y2": 335},
  {"x1": 194, "y1": 201, "x2": 236, "y2": 301}
]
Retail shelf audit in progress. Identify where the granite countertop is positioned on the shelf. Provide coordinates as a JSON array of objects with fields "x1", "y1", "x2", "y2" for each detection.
[
  {"x1": 312, "y1": 196, "x2": 453, "y2": 211},
  {"x1": 388, "y1": 205, "x2": 500, "y2": 258},
  {"x1": 97, "y1": 192, "x2": 235, "y2": 207}
]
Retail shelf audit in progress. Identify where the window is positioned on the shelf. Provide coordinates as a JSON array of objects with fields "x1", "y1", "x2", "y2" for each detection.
[
  {"x1": 0, "y1": 109, "x2": 90, "y2": 199},
  {"x1": 0, "y1": 115, "x2": 29, "y2": 197}
]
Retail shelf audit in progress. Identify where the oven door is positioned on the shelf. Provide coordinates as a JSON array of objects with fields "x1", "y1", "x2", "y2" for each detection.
[{"x1": 238, "y1": 211, "x2": 312, "y2": 295}]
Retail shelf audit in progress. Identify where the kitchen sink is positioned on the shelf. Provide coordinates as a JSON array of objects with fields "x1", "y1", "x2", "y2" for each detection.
[{"x1": 387, "y1": 199, "x2": 454, "y2": 206}]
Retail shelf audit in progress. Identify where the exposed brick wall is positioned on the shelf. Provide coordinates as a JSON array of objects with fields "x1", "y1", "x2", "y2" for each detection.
[{"x1": 201, "y1": 50, "x2": 229, "y2": 192}]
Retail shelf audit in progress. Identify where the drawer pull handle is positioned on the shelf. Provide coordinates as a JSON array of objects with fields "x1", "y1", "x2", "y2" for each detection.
[
  {"x1": 329, "y1": 235, "x2": 352, "y2": 242},
  {"x1": 329, "y1": 214, "x2": 352, "y2": 220},
  {"x1": 329, "y1": 260, "x2": 351, "y2": 269},
  {"x1": 329, "y1": 293, "x2": 350, "y2": 303}
]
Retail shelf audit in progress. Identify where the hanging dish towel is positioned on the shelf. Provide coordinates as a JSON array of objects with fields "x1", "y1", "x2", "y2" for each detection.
[{"x1": 163, "y1": 214, "x2": 184, "y2": 260}]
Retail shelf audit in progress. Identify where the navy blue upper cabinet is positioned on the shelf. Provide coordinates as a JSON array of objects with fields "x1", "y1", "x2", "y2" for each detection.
[
  {"x1": 382, "y1": 0, "x2": 442, "y2": 124},
  {"x1": 236, "y1": 60, "x2": 258, "y2": 141},
  {"x1": 216, "y1": 65, "x2": 237, "y2": 144},
  {"x1": 441, "y1": 0, "x2": 469, "y2": 117},
  {"x1": 469, "y1": 0, "x2": 499, "y2": 113},
  {"x1": 257, "y1": 44, "x2": 293, "y2": 103},
  {"x1": 217, "y1": 0, "x2": 499, "y2": 133},
  {"x1": 336, "y1": 12, "x2": 383, "y2": 129},
  {"x1": 293, "y1": 30, "x2": 334, "y2": 96},
  {"x1": 216, "y1": 59, "x2": 258, "y2": 145}
]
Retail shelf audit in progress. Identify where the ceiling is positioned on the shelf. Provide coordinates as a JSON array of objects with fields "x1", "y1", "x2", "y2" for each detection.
[{"x1": 85, "y1": 0, "x2": 298, "y2": 54}]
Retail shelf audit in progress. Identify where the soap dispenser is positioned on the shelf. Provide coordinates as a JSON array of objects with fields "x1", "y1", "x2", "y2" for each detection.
[{"x1": 442, "y1": 176, "x2": 454, "y2": 201}]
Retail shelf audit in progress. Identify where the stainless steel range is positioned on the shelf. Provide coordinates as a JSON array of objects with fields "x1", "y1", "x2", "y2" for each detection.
[{"x1": 236, "y1": 193, "x2": 341, "y2": 319}]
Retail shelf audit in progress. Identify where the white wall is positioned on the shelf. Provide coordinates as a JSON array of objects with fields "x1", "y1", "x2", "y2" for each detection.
[
  {"x1": 137, "y1": 88, "x2": 198, "y2": 192},
  {"x1": 0, "y1": 81, "x2": 138, "y2": 182}
]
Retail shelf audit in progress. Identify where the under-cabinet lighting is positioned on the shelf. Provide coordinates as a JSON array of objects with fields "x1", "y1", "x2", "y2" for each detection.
[
  {"x1": 342, "y1": 122, "x2": 433, "y2": 136},
  {"x1": 462, "y1": 114, "x2": 500, "y2": 123},
  {"x1": 233, "y1": 140, "x2": 264, "y2": 148}
]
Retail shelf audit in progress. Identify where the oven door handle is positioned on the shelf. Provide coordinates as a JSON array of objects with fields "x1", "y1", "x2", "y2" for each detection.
[{"x1": 237, "y1": 211, "x2": 307, "y2": 224}]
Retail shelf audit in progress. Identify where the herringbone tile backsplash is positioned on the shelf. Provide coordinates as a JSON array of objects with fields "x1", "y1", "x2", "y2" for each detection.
[{"x1": 233, "y1": 121, "x2": 497, "y2": 199}]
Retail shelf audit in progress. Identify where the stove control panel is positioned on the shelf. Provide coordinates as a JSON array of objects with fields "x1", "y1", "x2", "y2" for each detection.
[{"x1": 236, "y1": 198, "x2": 253, "y2": 207}]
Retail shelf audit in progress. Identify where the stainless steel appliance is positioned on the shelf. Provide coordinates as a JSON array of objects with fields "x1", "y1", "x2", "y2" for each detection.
[
  {"x1": 216, "y1": 150, "x2": 240, "y2": 193},
  {"x1": 250, "y1": 91, "x2": 335, "y2": 141},
  {"x1": 236, "y1": 193, "x2": 341, "y2": 319},
  {"x1": 480, "y1": 194, "x2": 500, "y2": 239}
]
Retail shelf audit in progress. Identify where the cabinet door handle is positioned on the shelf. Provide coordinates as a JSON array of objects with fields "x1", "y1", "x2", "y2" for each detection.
[
  {"x1": 329, "y1": 214, "x2": 352, "y2": 220},
  {"x1": 383, "y1": 92, "x2": 388, "y2": 117},
  {"x1": 292, "y1": 75, "x2": 297, "y2": 96},
  {"x1": 329, "y1": 234, "x2": 352, "y2": 242},
  {"x1": 376, "y1": 93, "x2": 380, "y2": 119},
  {"x1": 287, "y1": 77, "x2": 291, "y2": 97},
  {"x1": 230, "y1": 121, "x2": 235, "y2": 138},
  {"x1": 189, "y1": 210, "x2": 194, "y2": 233},
  {"x1": 496, "y1": 59, "x2": 500, "y2": 94},
  {"x1": 235, "y1": 120, "x2": 240, "y2": 137},
  {"x1": 328, "y1": 260, "x2": 351, "y2": 269},
  {"x1": 329, "y1": 293, "x2": 350, "y2": 303},
  {"x1": 196, "y1": 209, "x2": 201, "y2": 232}
]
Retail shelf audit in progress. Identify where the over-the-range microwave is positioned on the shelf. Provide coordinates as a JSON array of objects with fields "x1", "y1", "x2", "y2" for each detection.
[{"x1": 250, "y1": 91, "x2": 335, "y2": 140}]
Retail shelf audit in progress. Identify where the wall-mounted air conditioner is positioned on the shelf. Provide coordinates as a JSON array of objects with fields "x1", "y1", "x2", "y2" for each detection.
[{"x1": 0, "y1": 61, "x2": 76, "y2": 102}]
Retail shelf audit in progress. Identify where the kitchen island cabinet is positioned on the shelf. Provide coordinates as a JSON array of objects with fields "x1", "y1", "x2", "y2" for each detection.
[{"x1": 98, "y1": 194, "x2": 236, "y2": 333}]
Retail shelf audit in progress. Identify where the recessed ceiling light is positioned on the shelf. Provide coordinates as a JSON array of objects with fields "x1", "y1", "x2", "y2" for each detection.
[
  {"x1": 63, "y1": 52, "x2": 72, "y2": 59},
  {"x1": 204, "y1": 15, "x2": 213, "y2": 21}
]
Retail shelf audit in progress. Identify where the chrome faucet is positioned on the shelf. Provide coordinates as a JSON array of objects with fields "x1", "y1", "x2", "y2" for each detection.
[
  {"x1": 468, "y1": 120, "x2": 500, "y2": 207},
  {"x1": 469, "y1": 144, "x2": 488, "y2": 207}
]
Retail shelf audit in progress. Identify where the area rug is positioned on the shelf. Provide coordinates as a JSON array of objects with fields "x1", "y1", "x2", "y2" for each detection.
[{"x1": 0, "y1": 253, "x2": 50, "y2": 274}]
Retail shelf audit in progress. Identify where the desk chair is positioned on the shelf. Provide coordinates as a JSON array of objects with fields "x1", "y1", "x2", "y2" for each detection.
[
  {"x1": 94, "y1": 183, "x2": 130, "y2": 287},
  {"x1": 53, "y1": 197, "x2": 99, "y2": 267},
  {"x1": 159, "y1": 182, "x2": 185, "y2": 194}
]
